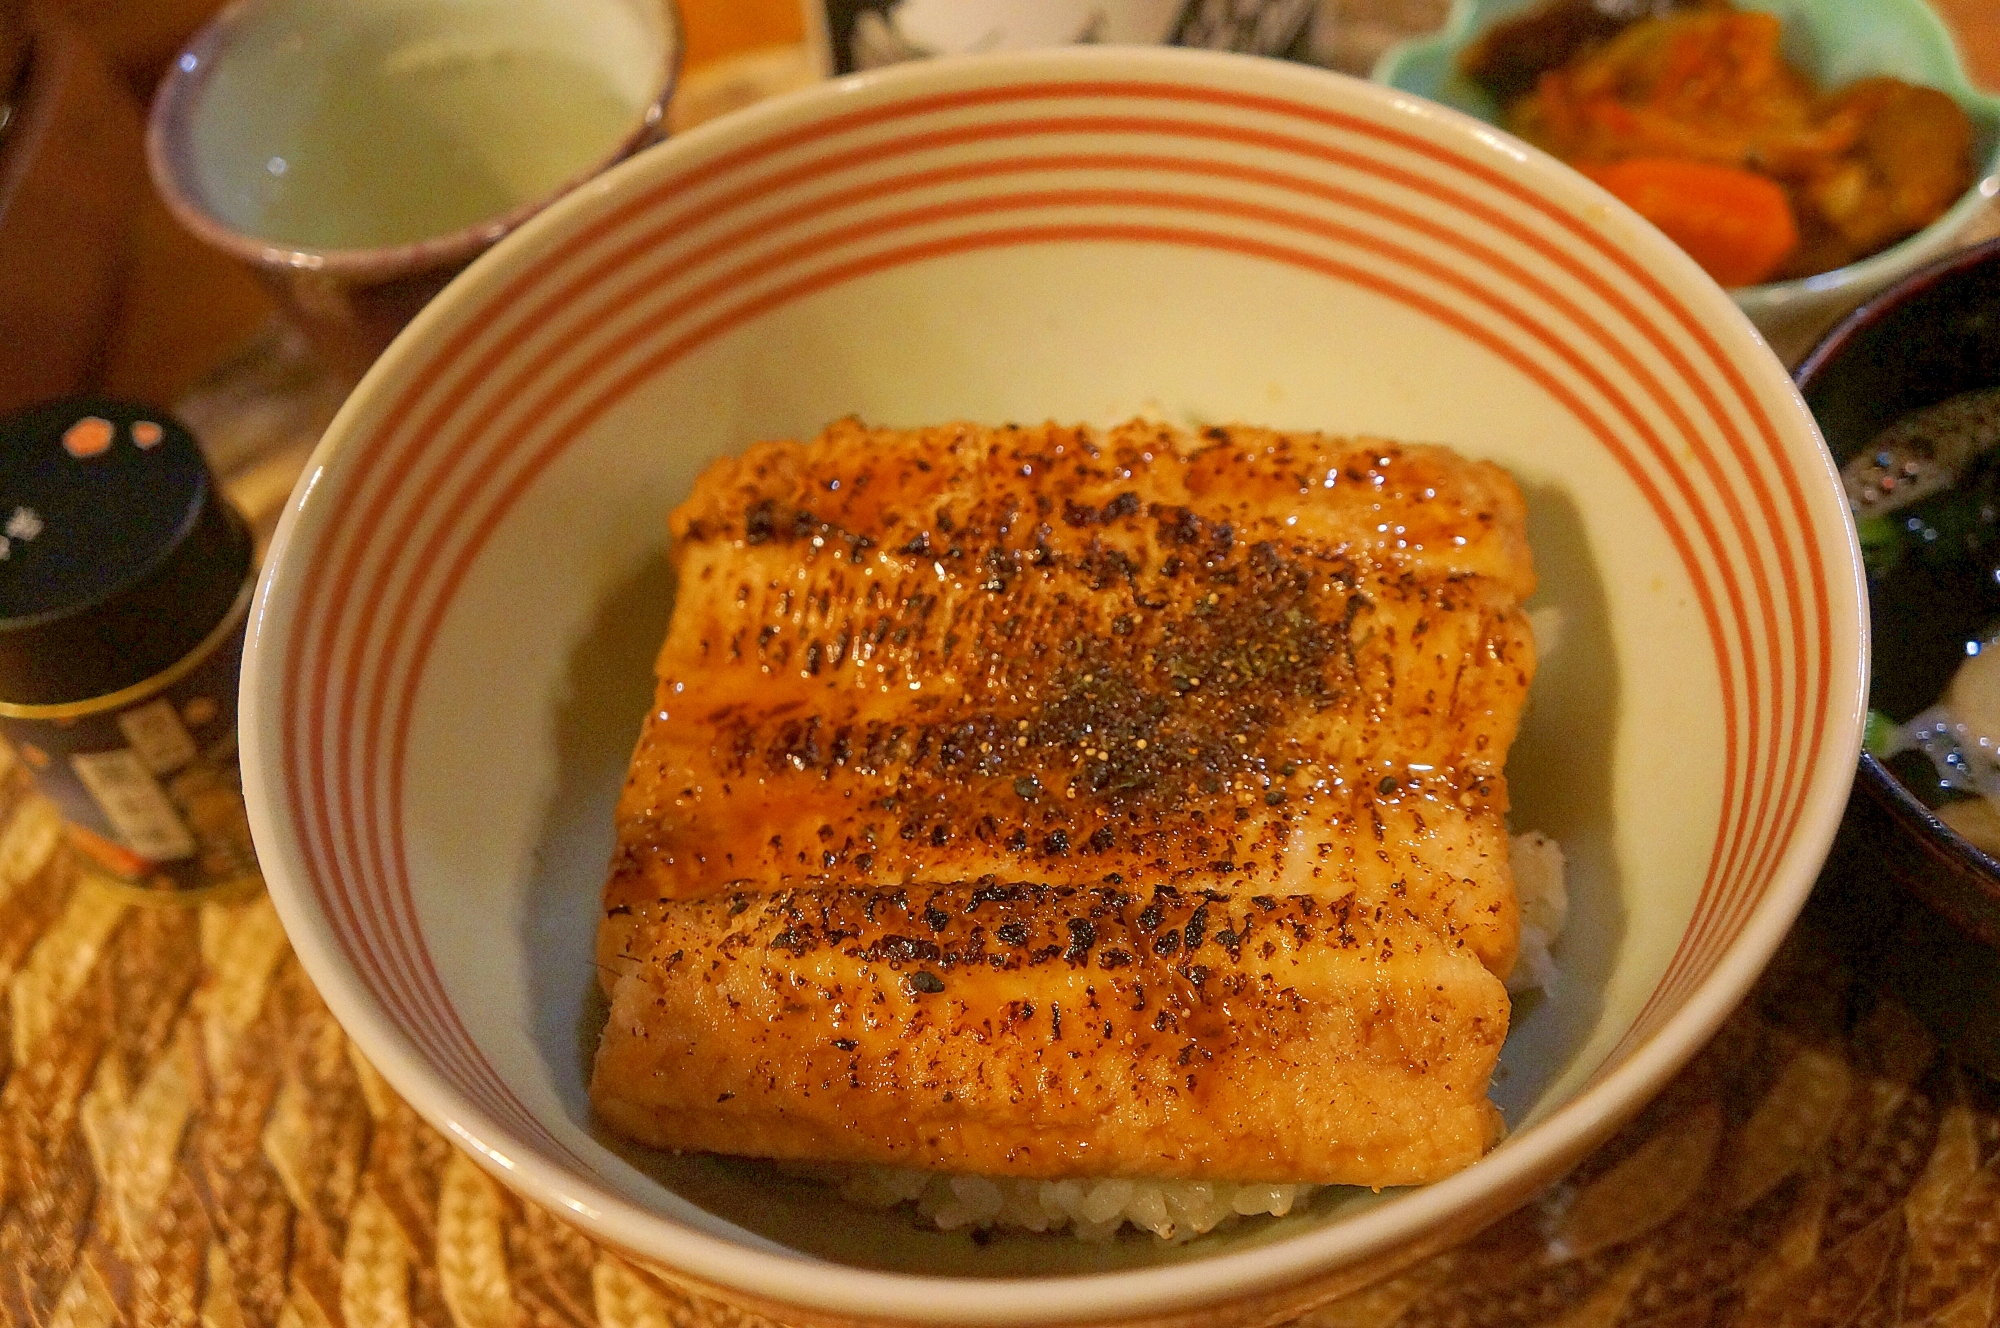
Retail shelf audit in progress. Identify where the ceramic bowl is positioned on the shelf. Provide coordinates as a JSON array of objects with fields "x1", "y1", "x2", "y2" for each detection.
[
  {"x1": 1795, "y1": 237, "x2": 2000, "y2": 1078},
  {"x1": 240, "y1": 47, "x2": 1868, "y2": 1328},
  {"x1": 1374, "y1": 0, "x2": 2000, "y2": 363}
]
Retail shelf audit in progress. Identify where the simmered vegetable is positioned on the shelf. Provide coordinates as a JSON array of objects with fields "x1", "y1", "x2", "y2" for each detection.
[
  {"x1": 1462, "y1": 0, "x2": 1975, "y2": 285},
  {"x1": 1789, "y1": 78, "x2": 1974, "y2": 276},
  {"x1": 1581, "y1": 157, "x2": 1797, "y2": 285},
  {"x1": 1458, "y1": 0, "x2": 1701, "y2": 104}
]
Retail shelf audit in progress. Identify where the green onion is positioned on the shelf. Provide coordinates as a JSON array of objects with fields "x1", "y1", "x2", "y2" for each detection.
[
  {"x1": 1863, "y1": 709, "x2": 1898, "y2": 757},
  {"x1": 1856, "y1": 514, "x2": 1901, "y2": 576}
]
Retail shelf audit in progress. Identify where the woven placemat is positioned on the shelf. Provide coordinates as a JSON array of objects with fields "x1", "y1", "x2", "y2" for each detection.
[{"x1": 0, "y1": 776, "x2": 1995, "y2": 1328}]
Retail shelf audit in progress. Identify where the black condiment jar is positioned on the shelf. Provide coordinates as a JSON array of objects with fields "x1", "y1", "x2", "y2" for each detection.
[{"x1": 0, "y1": 399, "x2": 259, "y2": 898}]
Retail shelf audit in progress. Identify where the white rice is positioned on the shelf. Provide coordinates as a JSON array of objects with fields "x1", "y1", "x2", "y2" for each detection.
[
  {"x1": 835, "y1": 1168, "x2": 1315, "y2": 1243},
  {"x1": 1507, "y1": 829, "x2": 1569, "y2": 995},
  {"x1": 835, "y1": 831, "x2": 1566, "y2": 1241}
]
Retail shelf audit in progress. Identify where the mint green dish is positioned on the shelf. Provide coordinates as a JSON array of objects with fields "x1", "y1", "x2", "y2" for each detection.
[{"x1": 1374, "y1": 0, "x2": 2000, "y2": 359}]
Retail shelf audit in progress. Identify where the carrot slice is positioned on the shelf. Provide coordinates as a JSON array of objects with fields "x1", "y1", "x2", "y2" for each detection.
[{"x1": 1582, "y1": 156, "x2": 1799, "y2": 287}]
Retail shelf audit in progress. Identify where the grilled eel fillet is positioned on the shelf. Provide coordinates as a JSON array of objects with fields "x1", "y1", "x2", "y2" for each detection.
[{"x1": 593, "y1": 419, "x2": 1537, "y2": 1186}]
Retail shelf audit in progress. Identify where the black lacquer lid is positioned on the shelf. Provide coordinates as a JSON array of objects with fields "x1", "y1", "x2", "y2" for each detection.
[{"x1": 0, "y1": 399, "x2": 250, "y2": 706}]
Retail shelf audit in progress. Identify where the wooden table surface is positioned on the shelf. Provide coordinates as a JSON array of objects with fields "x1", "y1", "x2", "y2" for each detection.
[
  {"x1": 26, "y1": 0, "x2": 1997, "y2": 410},
  {"x1": 23, "y1": 0, "x2": 809, "y2": 409}
]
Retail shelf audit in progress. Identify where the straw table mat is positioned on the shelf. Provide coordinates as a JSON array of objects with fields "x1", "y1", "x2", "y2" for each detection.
[{"x1": 0, "y1": 779, "x2": 1996, "y2": 1328}]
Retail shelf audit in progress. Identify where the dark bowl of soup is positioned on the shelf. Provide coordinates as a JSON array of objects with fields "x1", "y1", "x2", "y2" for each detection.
[{"x1": 1798, "y1": 236, "x2": 2000, "y2": 1067}]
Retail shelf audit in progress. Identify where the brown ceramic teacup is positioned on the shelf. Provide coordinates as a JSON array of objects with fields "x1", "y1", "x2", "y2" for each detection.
[{"x1": 147, "y1": 0, "x2": 682, "y2": 384}]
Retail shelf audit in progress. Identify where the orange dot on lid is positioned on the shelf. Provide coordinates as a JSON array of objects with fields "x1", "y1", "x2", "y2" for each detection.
[
  {"x1": 132, "y1": 421, "x2": 164, "y2": 449},
  {"x1": 61, "y1": 417, "x2": 114, "y2": 458}
]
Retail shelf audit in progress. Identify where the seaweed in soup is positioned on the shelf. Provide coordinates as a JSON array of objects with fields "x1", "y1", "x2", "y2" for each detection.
[{"x1": 1854, "y1": 387, "x2": 2000, "y2": 814}]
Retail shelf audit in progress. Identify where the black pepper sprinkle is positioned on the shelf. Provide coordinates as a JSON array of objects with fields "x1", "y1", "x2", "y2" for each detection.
[
  {"x1": 1378, "y1": 776, "x2": 1400, "y2": 795},
  {"x1": 1153, "y1": 929, "x2": 1181, "y2": 957},
  {"x1": 997, "y1": 920, "x2": 1030, "y2": 947},
  {"x1": 910, "y1": 971, "x2": 945, "y2": 993},
  {"x1": 832, "y1": 1038, "x2": 857, "y2": 1051},
  {"x1": 1063, "y1": 917, "x2": 1096, "y2": 964},
  {"x1": 1014, "y1": 775, "x2": 1041, "y2": 801},
  {"x1": 1265, "y1": 789, "x2": 1287, "y2": 806},
  {"x1": 1184, "y1": 906, "x2": 1209, "y2": 950},
  {"x1": 878, "y1": 934, "x2": 925, "y2": 963},
  {"x1": 717, "y1": 1092, "x2": 735, "y2": 1102}
]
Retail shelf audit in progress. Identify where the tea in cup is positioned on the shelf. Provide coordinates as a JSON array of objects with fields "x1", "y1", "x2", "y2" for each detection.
[{"x1": 149, "y1": 0, "x2": 681, "y2": 379}]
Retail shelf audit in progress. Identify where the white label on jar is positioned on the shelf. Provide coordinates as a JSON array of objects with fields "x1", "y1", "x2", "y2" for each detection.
[
  {"x1": 117, "y1": 699, "x2": 200, "y2": 775},
  {"x1": 69, "y1": 749, "x2": 196, "y2": 862}
]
